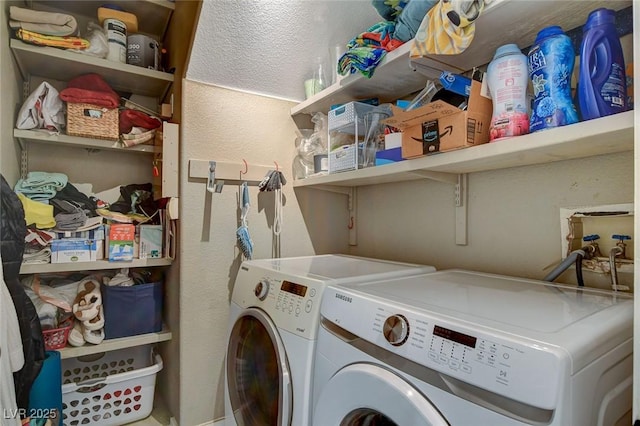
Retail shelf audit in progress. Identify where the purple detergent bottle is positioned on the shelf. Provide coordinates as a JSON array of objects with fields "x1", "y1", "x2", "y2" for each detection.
[{"x1": 577, "y1": 8, "x2": 628, "y2": 120}]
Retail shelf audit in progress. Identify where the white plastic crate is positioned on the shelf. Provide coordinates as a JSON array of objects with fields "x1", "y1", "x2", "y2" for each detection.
[{"x1": 61, "y1": 345, "x2": 163, "y2": 426}]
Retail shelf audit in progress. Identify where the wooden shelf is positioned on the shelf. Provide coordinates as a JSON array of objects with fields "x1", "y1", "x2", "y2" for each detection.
[
  {"x1": 10, "y1": 39, "x2": 174, "y2": 98},
  {"x1": 58, "y1": 326, "x2": 172, "y2": 359},
  {"x1": 31, "y1": 0, "x2": 175, "y2": 41},
  {"x1": 14, "y1": 129, "x2": 160, "y2": 153},
  {"x1": 291, "y1": 0, "x2": 631, "y2": 123},
  {"x1": 293, "y1": 111, "x2": 634, "y2": 188},
  {"x1": 20, "y1": 258, "x2": 173, "y2": 274}
]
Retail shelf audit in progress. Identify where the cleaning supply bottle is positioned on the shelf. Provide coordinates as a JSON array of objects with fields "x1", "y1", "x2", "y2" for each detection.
[
  {"x1": 487, "y1": 44, "x2": 530, "y2": 141},
  {"x1": 577, "y1": 8, "x2": 628, "y2": 120},
  {"x1": 528, "y1": 26, "x2": 579, "y2": 132}
]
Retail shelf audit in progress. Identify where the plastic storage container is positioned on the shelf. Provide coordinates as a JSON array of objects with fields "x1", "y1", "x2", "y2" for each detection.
[
  {"x1": 487, "y1": 44, "x2": 530, "y2": 141},
  {"x1": 528, "y1": 26, "x2": 579, "y2": 132},
  {"x1": 61, "y1": 345, "x2": 162, "y2": 426},
  {"x1": 577, "y1": 8, "x2": 628, "y2": 120}
]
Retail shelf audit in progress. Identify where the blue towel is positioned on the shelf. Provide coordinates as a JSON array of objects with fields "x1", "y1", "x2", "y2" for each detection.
[
  {"x1": 14, "y1": 171, "x2": 68, "y2": 202},
  {"x1": 29, "y1": 350, "x2": 63, "y2": 425}
]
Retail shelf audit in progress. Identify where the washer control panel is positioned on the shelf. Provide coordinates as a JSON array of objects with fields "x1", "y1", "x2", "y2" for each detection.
[{"x1": 324, "y1": 287, "x2": 565, "y2": 410}]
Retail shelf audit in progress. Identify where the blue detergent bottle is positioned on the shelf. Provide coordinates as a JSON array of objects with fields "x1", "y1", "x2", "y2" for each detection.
[
  {"x1": 577, "y1": 8, "x2": 628, "y2": 120},
  {"x1": 528, "y1": 26, "x2": 579, "y2": 132}
]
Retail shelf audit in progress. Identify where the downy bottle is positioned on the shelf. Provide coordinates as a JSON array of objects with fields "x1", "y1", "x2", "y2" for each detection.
[
  {"x1": 528, "y1": 26, "x2": 579, "y2": 132},
  {"x1": 487, "y1": 44, "x2": 530, "y2": 141}
]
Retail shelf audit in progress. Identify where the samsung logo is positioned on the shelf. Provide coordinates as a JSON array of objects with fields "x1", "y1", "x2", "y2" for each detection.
[{"x1": 335, "y1": 293, "x2": 352, "y2": 303}]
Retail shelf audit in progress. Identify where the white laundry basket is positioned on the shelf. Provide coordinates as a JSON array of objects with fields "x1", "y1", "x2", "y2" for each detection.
[{"x1": 61, "y1": 345, "x2": 163, "y2": 426}]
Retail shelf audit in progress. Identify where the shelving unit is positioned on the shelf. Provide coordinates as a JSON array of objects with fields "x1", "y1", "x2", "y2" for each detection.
[
  {"x1": 10, "y1": 39, "x2": 174, "y2": 99},
  {"x1": 293, "y1": 110, "x2": 634, "y2": 189},
  {"x1": 58, "y1": 326, "x2": 172, "y2": 359},
  {"x1": 20, "y1": 257, "x2": 172, "y2": 274},
  {"x1": 291, "y1": 0, "x2": 631, "y2": 124},
  {"x1": 9, "y1": 0, "x2": 179, "y2": 391},
  {"x1": 14, "y1": 129, "x2": 161, "y2": 153}
]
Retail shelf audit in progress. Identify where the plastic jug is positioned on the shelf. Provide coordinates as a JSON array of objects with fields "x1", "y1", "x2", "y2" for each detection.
[
  {"x1": 487, "y1": 44, "x2": 530, "y2": 141},
  {"x1": 528, "y1": 26, "x2": 579, "y2": 132},
  {"x1": 577, "y1": 8, "x2": 627, "y2": 120}
]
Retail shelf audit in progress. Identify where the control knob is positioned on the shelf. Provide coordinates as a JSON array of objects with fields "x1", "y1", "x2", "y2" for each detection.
[
  {"x1": 383, "y1": 314, "x2": 409, "y2": 346},
  {"x1": 254, "y1": 280, "x2": 270, "y2": 300}
]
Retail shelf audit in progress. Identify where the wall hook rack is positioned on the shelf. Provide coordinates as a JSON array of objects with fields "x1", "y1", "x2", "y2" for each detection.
[{"x1": 189, "y1": 159, "x2": 281, "y2": 192}]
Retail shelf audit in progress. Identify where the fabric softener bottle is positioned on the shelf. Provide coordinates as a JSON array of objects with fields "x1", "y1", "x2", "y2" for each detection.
[
  {"x1": 528, "y1": 26, "x2": 579, "y2": 132},
  {"x1": 487, "y1": 44, "x2": 530, "y2": 141},
  {"x1": 578, "y1": 8, "x2": 627, "y2": 120}
]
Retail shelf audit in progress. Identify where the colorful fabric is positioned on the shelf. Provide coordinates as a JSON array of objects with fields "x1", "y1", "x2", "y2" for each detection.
[
  {"x1": 411, "y1": 0, "x2": 486, "y2": 56},
  {"x1": 16, "y1": 29, "x2": 88, "y2": 50},
  {"x1": 372, "y1": 0, "x2": 410, "y2": 21},
  {"x1": 340, "y1": 21, "x2": 397, "y2": 79}
]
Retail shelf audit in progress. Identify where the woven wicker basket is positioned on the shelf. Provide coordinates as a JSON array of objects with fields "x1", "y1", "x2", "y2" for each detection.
[{"x1": 66, "y1": 102, "x2": 119, "y2": 141}]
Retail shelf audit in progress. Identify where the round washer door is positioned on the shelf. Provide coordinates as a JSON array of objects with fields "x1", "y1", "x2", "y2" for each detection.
[
  {"x1": 313, "y1": 363, "x2": 449, "y2": 426},
  {"x1": 227, "y1": 307, "x2": 292, "y2": 426}
]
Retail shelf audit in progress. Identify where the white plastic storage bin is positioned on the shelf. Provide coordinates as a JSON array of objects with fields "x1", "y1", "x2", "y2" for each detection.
[{"x1": 61, "y1": 345, "x2": 162, "y2": 426}]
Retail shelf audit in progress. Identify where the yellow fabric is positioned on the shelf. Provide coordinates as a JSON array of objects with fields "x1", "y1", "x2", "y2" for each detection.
[
  {"x1": 16, "y1": 28, "x2": 89, "y2": 50},
  {"x1": 410, "y1": 0, "x2": 481, "y2": 57},
  {"x1": 17, "y1": 193, "x2": 56, "y2": 229}
]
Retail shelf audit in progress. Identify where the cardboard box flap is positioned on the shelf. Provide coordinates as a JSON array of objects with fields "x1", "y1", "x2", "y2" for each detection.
[
  {"x1": 384, "y1": 100, "x2": 464, "y2": 130},
  {"x1": 467, "y1": 78, "x2": 492, "y2": 112}
]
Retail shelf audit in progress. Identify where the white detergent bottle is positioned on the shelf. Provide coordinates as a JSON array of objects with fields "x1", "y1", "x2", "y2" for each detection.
[{"x1": 487, "y1": 43, "x2": 530, "y2": 141}]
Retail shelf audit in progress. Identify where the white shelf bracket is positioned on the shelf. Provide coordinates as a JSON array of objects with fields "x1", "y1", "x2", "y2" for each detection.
[
  {"x1": 455, "y1": 173, "x2": 468, "y2": 246},
  {"x1": 310, "y1": 185, "x2": 357, "y2": 246},
  {"x1": 410, "y1": 170, "x2": 467, "y2": 245}
]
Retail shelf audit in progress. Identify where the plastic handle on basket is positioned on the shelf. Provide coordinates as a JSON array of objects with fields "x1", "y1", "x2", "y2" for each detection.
[{"x1": 74, "y1": 377, "x2": 108, "y2": 392}]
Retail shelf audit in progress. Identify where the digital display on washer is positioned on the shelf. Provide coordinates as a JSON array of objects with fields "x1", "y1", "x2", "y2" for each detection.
[
  {"x1": 433, "y1": 325, "x2": 477, "y2": 348},
  {"x1": 281, "y1": 281, "x2": 307, "y2": 297}
]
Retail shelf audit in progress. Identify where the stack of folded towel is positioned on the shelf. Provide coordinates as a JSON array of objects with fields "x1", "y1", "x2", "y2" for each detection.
[{"x1": 9, "y1": 6, "x2": 89, "y2": 50}]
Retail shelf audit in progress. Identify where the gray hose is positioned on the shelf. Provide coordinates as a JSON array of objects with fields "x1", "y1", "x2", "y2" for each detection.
[
  {"x1": 609, "y1": 246, "x2": 624, "y2": 291},
  {"x1": 543, "y1": 250, "x2": 585, "y2": 282}
]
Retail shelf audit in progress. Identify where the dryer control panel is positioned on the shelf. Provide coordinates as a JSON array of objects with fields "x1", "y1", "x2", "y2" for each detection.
[
  {"x1": 233, "y1": 265, "x2": 325, "y2": 340},
  {"x1": 322, "y1": 286, "x2": 567, "y2": 411}
]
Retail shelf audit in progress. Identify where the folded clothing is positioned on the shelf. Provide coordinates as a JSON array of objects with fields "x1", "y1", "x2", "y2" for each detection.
[
  {"x1": 17, "y1": 194, "x2": 56, "y2": 229},
  {"x1": 16, "y1": 29, "x2": 89, "y2": 50},
  {"x1": 59, "y1": 73, "x2": 120, "y2": 109},
  {"x1": 9, "y1": 5, "x2": 78, "y2": 36},
  {"x1": 15, "y1": 171, "x2": 68, "y2": 203}
]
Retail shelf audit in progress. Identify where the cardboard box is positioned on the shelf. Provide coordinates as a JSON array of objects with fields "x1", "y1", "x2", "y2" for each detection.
[
  {"x1": 108, "y1": 224, "x2": 135, "y2": 261},
  {"x1": 51, "y1": 239, "x2": 101, "y2": 263},
  {"x1": 383, "y1": 79, "x2": 492, "y2": 159},
  {"x1": 139, "y1": 225, "x2": 163, "y2": 259}
]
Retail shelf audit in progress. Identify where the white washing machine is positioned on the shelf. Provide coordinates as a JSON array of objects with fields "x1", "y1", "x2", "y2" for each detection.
[
  {"x1": 313, "y1": 269, "x2": 633, "y2": 426},
  {"x1": 224, "y1": 254, "x2": 436, "y2": 426}
]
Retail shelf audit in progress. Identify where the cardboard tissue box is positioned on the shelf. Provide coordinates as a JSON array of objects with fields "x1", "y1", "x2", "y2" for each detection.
[
  {"x1": 383, "y1": 78, "x2": 492, "y2": 159},
  {"x1": 51, "y1": 239, "x2": 101, "y2": 263},
  {"x1": 139, "y1": 225, "x2": 163, "y2": 259}
]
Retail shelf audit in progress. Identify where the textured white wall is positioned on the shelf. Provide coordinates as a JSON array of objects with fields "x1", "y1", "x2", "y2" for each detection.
[
  {"x1": 178, "y1": 80, "x2": 345, "y2": 425},
  {"x1": 187, "y1": 0, "x2": 382, "y2": 102}
]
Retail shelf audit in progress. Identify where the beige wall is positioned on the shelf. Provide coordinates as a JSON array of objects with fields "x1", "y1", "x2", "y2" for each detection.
[
  {"x1": 350, "y1": 152, "x2": 633, "y2": 281},
  {"x1": 177, "y1": 81, "x2": 329, "y2": 425},
  {"x1": 1, "y1": 1, "x2": 22, "y2": 184}
]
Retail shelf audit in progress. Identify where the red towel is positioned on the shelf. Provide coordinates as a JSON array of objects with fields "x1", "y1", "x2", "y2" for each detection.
[
  {"x1": 119, "y1": 109, "x2": 162, "y2": 134},
  {"x1": 59, "y1": 73, "x2": 120, "y2": 109}
]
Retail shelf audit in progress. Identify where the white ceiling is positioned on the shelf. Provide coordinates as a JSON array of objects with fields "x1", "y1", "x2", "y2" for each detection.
[{"x1": 186, "y1": 0, "x2": 382, "y2": 102}]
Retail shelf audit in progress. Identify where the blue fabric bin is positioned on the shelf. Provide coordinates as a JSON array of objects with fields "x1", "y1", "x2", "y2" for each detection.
[{"x1": 102, "y1": 281, "x2": 163, "y2": 339}]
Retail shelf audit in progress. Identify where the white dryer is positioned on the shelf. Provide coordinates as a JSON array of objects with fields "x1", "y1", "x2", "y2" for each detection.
[
  {"x1": 313, "y1": 270, "x2": 633, "y2": 426},
  {"x1": 224, "y1": 254, "x2": 436, "y2": 426}
]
